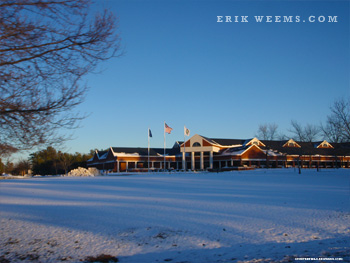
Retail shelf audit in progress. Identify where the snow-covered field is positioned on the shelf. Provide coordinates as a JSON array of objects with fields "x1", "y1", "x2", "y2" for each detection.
[{"x1": 0, "y1": 169, "x2": 349, "y2": 263}]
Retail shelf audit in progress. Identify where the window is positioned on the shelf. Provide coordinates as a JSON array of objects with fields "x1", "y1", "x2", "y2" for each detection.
[
  {"x1": 289, "y1": 142, "x2": 295, "y2": 147},
  {"x1": 323, "y1": 143, "x2": 328, "y2": 148},
  {"x1": 192, "y1": 142, "x2": 201, "y2": 147}
]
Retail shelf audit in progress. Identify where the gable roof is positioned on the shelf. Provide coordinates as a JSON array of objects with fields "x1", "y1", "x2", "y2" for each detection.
[
  {"x1": 282, "y1": 139, "x2": 301, "y2": 148},
  {"x1": 96, "y1": 150, "x2": 108, "y2": 159},
  {"x1": 245, "y1": 137, "x2": 266, "y2": 147},
  {"x1": 314, "y1": 140, "x2": 334, "y2": 149}
]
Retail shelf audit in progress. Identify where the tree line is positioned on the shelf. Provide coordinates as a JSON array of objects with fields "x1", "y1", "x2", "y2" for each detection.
[
  {"x1": 0, "y1": 147, "x2": 94, "y2": 176},
  {"x1": 256, "y1": 97, "x2": 350, "y2": 143}
]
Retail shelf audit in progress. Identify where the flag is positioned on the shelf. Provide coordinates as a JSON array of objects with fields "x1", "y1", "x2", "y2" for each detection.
[
  {"x1": 149, "y1": 129, "x2": 152, "y2": 138},
  {"x1": 165, "y1": 123, "x2": 173, "y2": 134},
  {"x1": 184, "y1": 126, "x2": 190, "y2": 136}
]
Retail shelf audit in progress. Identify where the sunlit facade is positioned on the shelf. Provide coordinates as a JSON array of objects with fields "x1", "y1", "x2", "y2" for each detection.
[{"x1": 87, "y1": 134, "x2": 350, "y2": 172}]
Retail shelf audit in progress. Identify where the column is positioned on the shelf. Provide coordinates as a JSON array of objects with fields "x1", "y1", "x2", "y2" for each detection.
[
  {"x1": 117, "y1": 160, "x2": 120, "y2": 173},
  {"x1": 200, "y1": 152, "x2": 204, "y2": 170},
  {"x1": 209, "y1": 151, "x2": 213, "y2": 169},
  {"x1": 182, "y1": 152, "x2": 186, "y2": 170},
  {"x1": 231, "y1": 159, "x2": 233, "y2": 167},
  {"x1": 191, "y1": 152, "x2": 195, "y2": 171},
  {"x1": 126, "y1": 161, "x2": 129, "y2": 172}
]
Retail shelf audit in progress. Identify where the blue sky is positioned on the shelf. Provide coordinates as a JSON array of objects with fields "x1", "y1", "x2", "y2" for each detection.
[{"x1": 65, "y1": 0, "x2": 349, "y2": 153}]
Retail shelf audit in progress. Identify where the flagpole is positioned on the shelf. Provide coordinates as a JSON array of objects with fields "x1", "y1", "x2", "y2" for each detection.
[
  {"x1": 184, "y1": 125, "x2": 186, "y2": 171},
  {"x1": 148, "y1": 128, "x2": 150, "y2": 173},
  {"x1": 164, "y1": 121, "x2": 166, "y2": 171}
]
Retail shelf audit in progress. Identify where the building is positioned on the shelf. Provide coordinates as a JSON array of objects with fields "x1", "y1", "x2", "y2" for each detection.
[{"x1": 87, "y1": 134, "x2": 350, "y2": 172}]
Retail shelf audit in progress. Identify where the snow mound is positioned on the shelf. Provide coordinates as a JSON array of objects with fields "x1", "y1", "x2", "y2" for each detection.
[{"x1": 67, "y1": 167, "x2": 100, "y2": 177}]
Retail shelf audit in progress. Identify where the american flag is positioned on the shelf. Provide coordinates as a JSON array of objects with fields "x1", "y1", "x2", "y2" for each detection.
[{"x1": 165, "y1": 123, "x2": 173, "y2": 134}]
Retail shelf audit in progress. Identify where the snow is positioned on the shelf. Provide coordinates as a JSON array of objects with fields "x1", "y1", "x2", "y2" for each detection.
[
  {"x1": 114, "y1": 153, "x2": 141, "y2": 157},
  {"x1": 66, "y1": 167, "x2": 100, "y2": 177},
  {"x1": 0, "y1": 169, "x2": 349, "y2": 262}
]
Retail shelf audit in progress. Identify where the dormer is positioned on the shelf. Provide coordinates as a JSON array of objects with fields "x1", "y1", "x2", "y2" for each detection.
[
  {"x1": 245, "y1": 137, "x2": 265, "y2": 147},
  {"x1": 282, "y1": 139, "x2": 301, "y2": 148},
  {"x1": 315, "y1": 140, "x2": 334, "y2": 149},
  {"x1": 91, "y1": 150, "x2": 100, "y2": 161},
  {"x1": 172, "y1": 141, "x2": 182, "y2": 148}
]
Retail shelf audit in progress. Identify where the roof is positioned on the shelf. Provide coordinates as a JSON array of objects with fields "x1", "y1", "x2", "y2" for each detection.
[
  {"x1": 209, "y1": 138, "x2": 248, "y2": 146},
  {"x1": 261, "y1": 140, "x2": 348, "y2": 156},
  {"x1": 97, "y1": 150, "x2": 108, "y2": 159},
  {"x1": 111, "y1": 147, "x2": 180, "y2": 156},
  {"x1": 220, "y1": 146, "x2": 249, "y2": 155},
  {"x1": 331, "y1": 142, "x2": 350, "y2": 156},
  {"x1": 189, "y1": 135, "x2": 350, "y2": 156},
  {"x1": 198, "y1": 135, "x2": 248, "y2": 147}
]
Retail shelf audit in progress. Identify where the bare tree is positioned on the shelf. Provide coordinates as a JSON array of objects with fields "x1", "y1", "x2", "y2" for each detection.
[
  {"x1": 268, "y1": 123, "x2": 278, "y2": 140},
  {"x1": 289, "y1": 120, "x2": 320, "y2": 142},
  {"x1": 0, "y1": 144, "x2": 17, "y2": 158},
  {"x1": 289, "y1": 120, "x2": 305, "y2": 141},
  {"x1": 257, "y1": 124, "x2": 269, "y2": 140},
  {"x1": 303, "y1": 124, "x2": 320, "y2": 142},
  {"x1": 257, "y1": 123, "x2": 278, "y2": 140},
  {"x1": 321, "y1": 97, "x2": 350, "y2": 142},
  {"x1": 277, "y1": 133, "x2": 287, "y2": 141},
  {"x1": 0, "y1": 0, "x2": 122, "y2": 156},
  {"x1": 321, "y1": 120, "x2": 343, "y2": 143}
]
